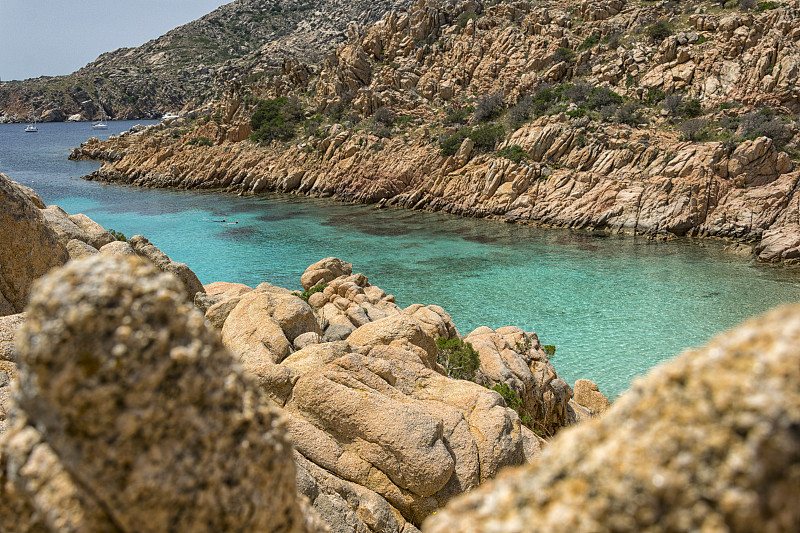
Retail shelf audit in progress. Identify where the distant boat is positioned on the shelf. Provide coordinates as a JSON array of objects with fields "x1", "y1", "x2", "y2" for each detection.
[
  {"x1": 25, "y1": 107, "x2": 38, "y2": 132},
  {"x1": 93, "y1": 91, "x2": 109, "y2": 130},
  {"x1": 162, "y1": 112, "x2": 180, "y2": 121}
]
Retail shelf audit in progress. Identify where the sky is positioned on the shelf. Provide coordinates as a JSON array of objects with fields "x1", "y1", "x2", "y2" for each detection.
[{"x1": 0, "y1": 0, "x2": 232, "y2": 81}]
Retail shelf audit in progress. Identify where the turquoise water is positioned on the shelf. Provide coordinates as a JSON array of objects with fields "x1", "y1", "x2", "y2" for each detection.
[{"x1": 2, "y1": 121, "x2": 800, "y2": 398}]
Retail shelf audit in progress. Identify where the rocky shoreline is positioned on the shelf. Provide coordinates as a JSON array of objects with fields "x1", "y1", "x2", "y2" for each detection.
[
  {"x1": 0, "y1": 172, "x2": 601, "y2": 531},
  {"x1": 70, "y1": 0, "x2": 800, "y2": 264},
  {"x1": 2, "y1": 170, "x2": 799, "y2": 531}
]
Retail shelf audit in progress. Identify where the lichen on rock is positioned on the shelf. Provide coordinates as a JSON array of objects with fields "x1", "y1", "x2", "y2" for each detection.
[{"x1": 1, "y1": 254, "x2": 322, "y2": 533}]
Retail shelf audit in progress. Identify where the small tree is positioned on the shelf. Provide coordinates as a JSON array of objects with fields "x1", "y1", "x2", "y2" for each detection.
[{"x1": 436, "y1": 337, "x2": 481, "y2": 381}]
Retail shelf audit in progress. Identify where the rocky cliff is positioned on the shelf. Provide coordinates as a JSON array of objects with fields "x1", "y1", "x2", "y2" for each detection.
[
  {"x1": 0, "y1": 0, "x2": 413, "y2": 122},
  {"x1": 73, "y1": 0, "x2": 800, "y2": 263}
]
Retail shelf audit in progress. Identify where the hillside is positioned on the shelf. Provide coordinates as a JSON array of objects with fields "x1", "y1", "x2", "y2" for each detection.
[
  {"x1": 74, "y1": 0, "x2": 800, "y2": 262},
  {"x1": 0, "y1": 0, "x2": 413, "y2": 123}
]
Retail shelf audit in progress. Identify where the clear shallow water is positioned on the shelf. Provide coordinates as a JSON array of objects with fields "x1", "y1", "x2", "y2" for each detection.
[{"x1": 2, "y1": 121, "x2": 800, "y2": 398}]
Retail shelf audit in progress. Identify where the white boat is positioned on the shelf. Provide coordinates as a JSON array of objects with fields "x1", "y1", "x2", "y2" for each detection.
[
  {"x1": 24, "y1": 107, "x2": 38, "y2": 132},
  {"x1": 93, "y1": 91, "x2": 109, "y2": 129},
  {"x1": 162, "y1": 112, "x2": 180, "y2": 121}
]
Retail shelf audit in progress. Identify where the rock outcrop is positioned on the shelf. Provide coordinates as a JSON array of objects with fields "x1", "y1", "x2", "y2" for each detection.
[
  {"x1": 424, "y1": 303, "x2": 800, "y2": 533},
  {"x1": 75, "y1": 0, "x2": 800, "y2": 263},
  {"x1": 204, "y1": 257, "x2": 579, "y2": 531},
  {"x1": 0, "y1": 174, "x2": 206, "y2": 316},
  {"x1": 0, "y1": 173, "x2": 69, "y2": 316},
  {"x1": 0, "y1": 255, "x2": 324, "y2": 533},
  {"x1": 128, "y1": 234, "x2": 205, "y2": 301}
]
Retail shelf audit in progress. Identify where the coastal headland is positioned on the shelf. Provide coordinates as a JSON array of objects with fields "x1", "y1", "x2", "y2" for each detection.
[{"x1": 68, "y1": 0, "x2": 800, "y2": 263}]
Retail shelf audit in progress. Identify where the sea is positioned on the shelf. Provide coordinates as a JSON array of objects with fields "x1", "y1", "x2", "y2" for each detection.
[{"x1": 2, "y1": 120, "x2": 800, "y2": 398}]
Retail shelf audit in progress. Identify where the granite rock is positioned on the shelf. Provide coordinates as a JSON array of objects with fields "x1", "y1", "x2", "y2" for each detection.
[
  {"x1": 0, "y1": 174, "x2": 69, "y2": 316},
  {"x1": 128, "y1": 234, "x2": 205, "y2": 301},
  {"x1": 425, "y1": 304, "x2": 800, "y2": 533},
  {"x1": 1, "y1": 254, "x2": 320, "y2": 533}
]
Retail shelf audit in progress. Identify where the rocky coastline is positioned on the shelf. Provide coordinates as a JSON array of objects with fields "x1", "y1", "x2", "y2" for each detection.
[
  {"x1": 71, "y1": 0, "x2": 800, "y2": 263},
  {"x1": 0, "y1": 172, "x2": 599, "y2": 531},
  {"x1": 2, "y1": 170, "x2": 799, "y2": 531}
]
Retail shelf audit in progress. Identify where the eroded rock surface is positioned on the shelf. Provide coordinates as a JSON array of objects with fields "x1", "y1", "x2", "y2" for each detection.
[
  {"x1": 0, "y1": 173, "x2": 69, "y2": 316},
  {"x1": 425, "y1": 304, "x2": 800, "y2": 533},
  {"x1": 208, "y1": 257, "x2": 578, "y2": 531},
  {"x1": 0, "y1": 255, "x2": 322, "y2": 533}
]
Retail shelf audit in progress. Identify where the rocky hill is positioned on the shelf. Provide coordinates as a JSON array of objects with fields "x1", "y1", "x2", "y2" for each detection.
[
  {"x1": 0, "y1": 0, "x2": 413, "y2": 123},
  {"x1": 73, "y1": 0, "x2": 800, "y2": 262}
]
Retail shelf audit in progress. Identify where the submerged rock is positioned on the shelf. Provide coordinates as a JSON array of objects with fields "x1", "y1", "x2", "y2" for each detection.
[
  {"x1": 0, "y1": 255, "x2": 322, "y2": 533},
  {"x1": 425, "y1": 304, "x2": 800, "y2": 533}
]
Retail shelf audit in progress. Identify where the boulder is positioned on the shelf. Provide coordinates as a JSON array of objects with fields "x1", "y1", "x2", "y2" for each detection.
[
  {"x1": 301, "y1": 257, "x2": 353, "y2": 291},
  {"x1": 40, "y1": 205, "x2": 93, "y2": 246},
  {"x1": 1, "y1": 254, "x2": 321, "y2": 532},
  {"x1": 273, "y1": 341, "x2": 526, "y2": 528},
  {"x1": 425, "y1": 304, "x2": 800, "y2": 533},
  {"x1": 221, "y1": 288, "x2": 320, "y2": 366},
  {"x1": 572, "y1": 379, "x2": 610, "y2": 415},
  {"x1": 0, "y1": 174, "x2": 69, "y2": 315},
  {"x1": 128, "y1": 235, "x2": 205, "y2": 301},
  {"x1": 465, "y1": 326, "x2": 574, "y2": 436},
  {"x1": 67, "y1": 213, "x2": 115, "y2": 249},
  {"x1": 66, "y1": 238, "x2": 100, "y2": 260},
  {"x1": 0, "y1": 314, "x2": 24, "y2": 363},
  {"x1": 99, "y1": 240, "x2": 136, "y2": 256}
]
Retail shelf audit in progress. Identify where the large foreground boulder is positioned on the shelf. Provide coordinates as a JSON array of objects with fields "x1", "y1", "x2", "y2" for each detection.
[
  {"x1": 0, "y1": 173, "x2": 69, "y2": 315},
  {"x1": 0, "y1": 255, "x2": 323, "y2": 533},
  {"x1": 425, "y1": 304, "x2": 800, "y2": 532}
]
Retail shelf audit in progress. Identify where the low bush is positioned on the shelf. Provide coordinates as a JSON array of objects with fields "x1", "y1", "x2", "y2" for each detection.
[
  {"x1": 108, "y1": 229, "x2": 127, "y2": 242},
  {"x1": 496, "y1": 144, "x2": 529, "y2": 163},
  {"x1": 444, "y1": 106, "x2": 473, "y2": 125},
  {"x1": 646, "y1": 20, "x2": 674, "y2": 41},
  {"x1": 740, "y1": 108, "x2": 793, "y2": 149},
  {"x1": 249, "y1": 97, "x2": 299, "y2": 144},
  {"x1": 373, "y1": 106, "x2": 395, "y2": 126},
  {"x1": 439, "y1": 123, "x2": 505, "y2": 156},
  {"x1": 436, "y1": 337, "x2": 481, "y2": 381},
  {"x1": 293, "y1": 283, "x2": 327, "y2": 303},
  {"x1": 553, "y1": 47, "x2": 576, "y2": 64},
  {"x1": 578, "y1": 35, "x2": 600, "y2": 51},
  {"x1": 490, "y1": 382, "x2": 533, "y2": 428},
  {"x1": 474, "y1": 92, "x2": 504, "y2": 122}
]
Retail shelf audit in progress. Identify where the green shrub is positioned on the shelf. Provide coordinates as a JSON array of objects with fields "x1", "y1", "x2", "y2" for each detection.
[
  {"x1": 470, "y1": 123, "x2": 505, "y2": 151},
  {"x1": 490, "y1": 382, "x2": 533, "y2": 428},
  {"x1": 293, "y1": 283, "x2": 328, "y2": 303},
  {"x1": 444, "y1": 106, "x2": 473, "y2": 125},
  {"x1": 439, "y1": 123, "x2": 505, "y2": 156},
  {"x1": 553, "y1": 47, "x2": 576, "y2": 64},
  {"x1": 542, "y1": 344, "x2": 556, "y2": 357},
  {"x1": 249, "y1": 97, "x2": 299, "y2": 144},
  {"x1": 108, "y1": 229, "x2": 127, "y2": 242},
  {"x1": 436, "y1": 337, "x2": 481, "y2": 381},
  {"x1": 456, "y1": 11, "x2": 477, "y2": 29},
  {"x1": 186, "y1": 136, "x2": 213, "y2": 147},
  {"x1": 497, "y1": 144, "x2": 529, "y2": 163},
  {"x1": 474, "y1": 92, "x2": 504, "y2": 122},
  {"x1": 578, "y1": 35, "x2": 600, "y2": 51},
  {"x1": 646, "y1": 20, "x2": 674, "y2": 41},
  {"x1": 756, "y1": 1, "x2": 779, "y2": 11}
]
